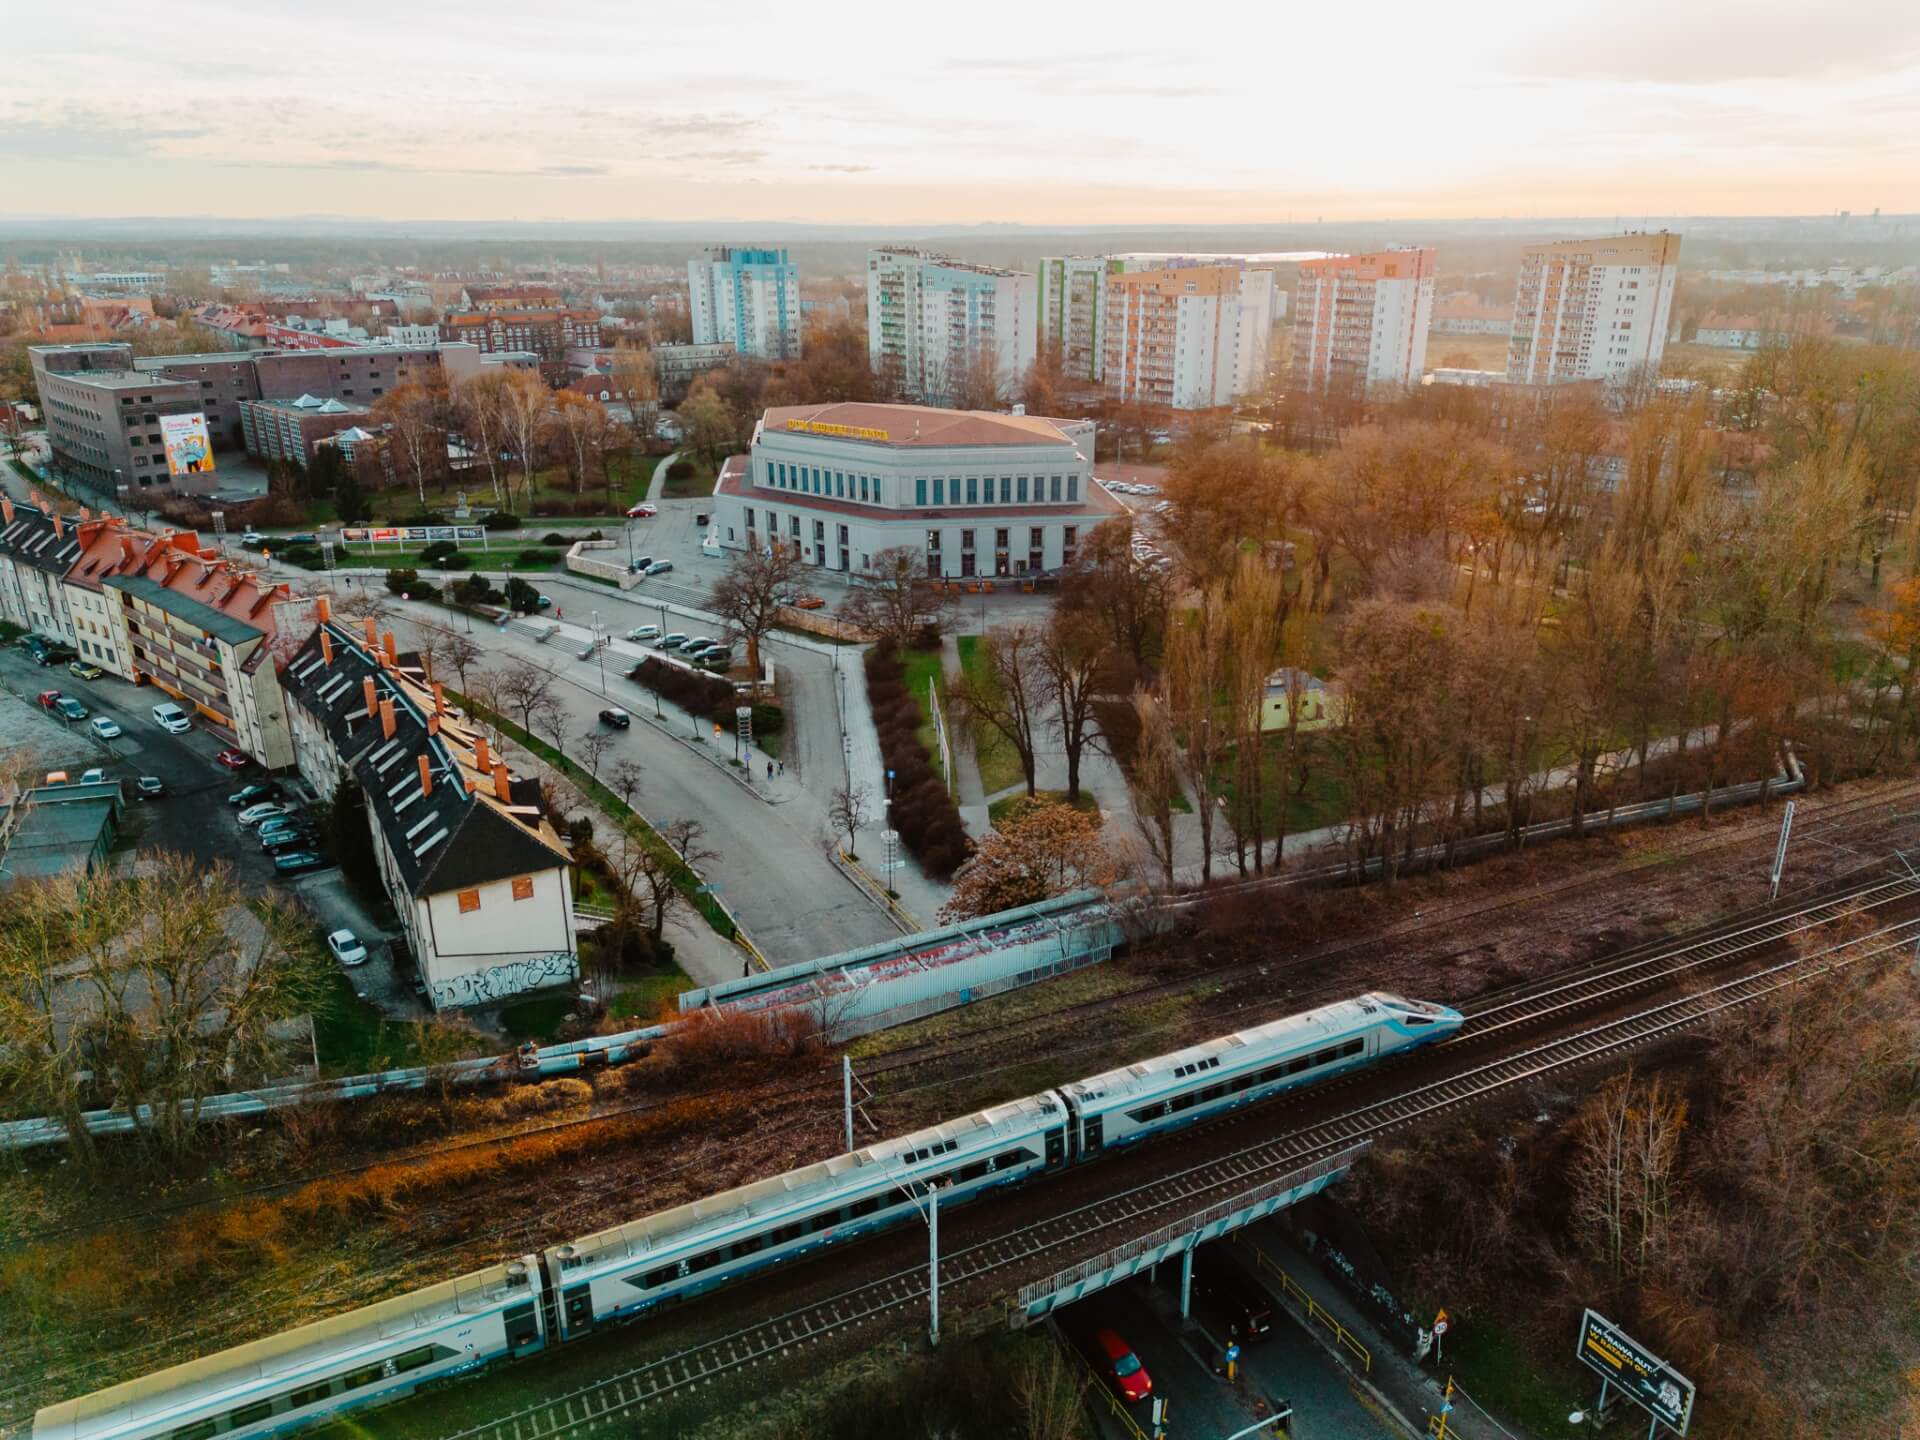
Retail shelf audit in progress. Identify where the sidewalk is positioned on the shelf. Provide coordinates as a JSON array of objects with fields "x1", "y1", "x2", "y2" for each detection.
[{"x1": 644, "y1": 449, "x2": 681, "y2": 503}]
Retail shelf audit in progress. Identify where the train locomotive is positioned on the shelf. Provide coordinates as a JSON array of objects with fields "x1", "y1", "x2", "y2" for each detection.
[{"x1": 33, "y1": 992, "x2": 1460, "y2": 1440}]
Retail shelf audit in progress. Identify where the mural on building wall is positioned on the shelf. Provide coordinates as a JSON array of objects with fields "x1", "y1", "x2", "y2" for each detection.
[{"x1": 430, "y1": 951, "x2": 577, "y2": 1010}]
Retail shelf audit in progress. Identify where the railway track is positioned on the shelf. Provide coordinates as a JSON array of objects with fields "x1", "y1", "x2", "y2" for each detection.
[{"x1": 434, "y1": 883, "x2": 1920, "y2": 1440}]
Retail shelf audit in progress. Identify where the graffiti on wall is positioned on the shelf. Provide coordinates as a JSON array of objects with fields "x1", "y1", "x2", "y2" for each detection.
[{"x1": 430, "y1": 952, "x2": 577, "y2": 1010}]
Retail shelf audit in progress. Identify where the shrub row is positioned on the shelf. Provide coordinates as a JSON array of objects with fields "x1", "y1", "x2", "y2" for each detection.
[
  {"x1": 530, "y1": 497, "x2": 609, "y2": 517},
  {"x1": 865, "y1": 641, "x2": 971, "y2": 878}
]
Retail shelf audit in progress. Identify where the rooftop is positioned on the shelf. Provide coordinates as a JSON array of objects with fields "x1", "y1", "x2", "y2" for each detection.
[
  {"x1": 103, "y1": 573, "x2": 267, "y2": 646},
  {"x1": 759, "y1": 402, "x2": 1083, "y2": 451}
]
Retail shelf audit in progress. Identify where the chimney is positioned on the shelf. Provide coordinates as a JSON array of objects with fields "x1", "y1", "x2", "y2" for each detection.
[
  {"x1": 79, "y1": 506, "x2": 91, "y2": 521},
  {"x1": 1, "y1": 496, "x2": 12, "y2": 524},
  {"x1": 362, "y1": 616, "x2": 377, "y2": 647},
  {"x1": 380, "y1": 698, "x2": 396, "y2": 739},
  {"x1": 492, "y1": 763, "x2": 513, "y2": 803},
  {"x1": 320, "y1": 630, "x2": 334, "y2": 665},
  {"x1": 427, "y1": 713, "x2": 440, "y2": 736},
  {"x1": 363, "y1": 676, "x2": 378, "y2": 717},
  {"x1": 315, "y1": 594, "x2": 332, "y2": 623},
  {"x1": 418, "y1": 754, "x2": 433, "y2": 797},
  {"x1": 119, "y1": 536, "x2": 135, "y2": 564},
  {"x1": 475, "y1": 735, "x2": 491, "y2": 772},
  {"x1": 52, "y1": 514, "x2": 63, "y2": 539},
  {"x1": 432, "y1": 681, "x2": 446, "y2": 716},
  {"x1": 382, "y1": 631, "x2": 398, "y2": 667}
]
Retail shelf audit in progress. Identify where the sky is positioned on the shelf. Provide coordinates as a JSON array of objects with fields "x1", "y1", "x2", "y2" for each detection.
[{"x1": 5, "y1": 0, "x2": 1918, "y2": 225}]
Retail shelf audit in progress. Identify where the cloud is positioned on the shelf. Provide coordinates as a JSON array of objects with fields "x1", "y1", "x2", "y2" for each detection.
[
  {"x1": 538, "y1": 163, "x2": 608, "y2": 177},
  {"x1": 665, "y1": 147, "x2": 767, "y2": 167},
  {"x1": 1503, "y1": 3, "x2": 1920, "y2": 83},
  {"x1": 807, "y1": 163, "x2": 874, "y2": 174}
]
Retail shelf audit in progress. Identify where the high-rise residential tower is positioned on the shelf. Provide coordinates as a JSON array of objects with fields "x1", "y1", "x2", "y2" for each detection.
[
  {"x1": 1102, "y1": 265, "x2": 1278, "y2": 410},
  {"x1": 1505, "y1": 232, "x2": 1681, "y2": 385},
  {"x1": 1292, "y1": 247, "x2": 1436, "y2": 392},
  {"x1": 866, "y1": 249, "x2": 1037, "y2": 406},
  {"x1": 688, "y1": 246, "x2": 802, "y2": 360}
]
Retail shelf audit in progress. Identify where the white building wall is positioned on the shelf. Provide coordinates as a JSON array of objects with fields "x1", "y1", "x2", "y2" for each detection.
[
  {"x1": 62, "y1": 584, "x2": 129, "y2": 677},
  {"x1": 1368, "y1": 275, "x2": 1434, "y2": 387},
  {"x1": 416, "y1": 868, "x2": 578, "y2": 1008}
]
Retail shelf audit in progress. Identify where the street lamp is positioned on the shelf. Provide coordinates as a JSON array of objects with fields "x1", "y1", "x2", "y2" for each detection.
[
  {"x1": 888, "y1": 1175, "x2": 945, "y2": 1348},
  {"x1": 592, "y1": 610, "x2": 607, "y2": 695}
]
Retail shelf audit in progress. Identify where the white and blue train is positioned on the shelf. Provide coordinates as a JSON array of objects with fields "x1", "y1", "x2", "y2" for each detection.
[{"x1": 33, "y1": 992, "x2": 1460, "y2": 1440}]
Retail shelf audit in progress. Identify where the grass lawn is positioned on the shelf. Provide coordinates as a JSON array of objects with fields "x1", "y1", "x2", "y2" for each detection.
[
  {"x1": 987, "y1": 789, "x2": 1100, "y2": 827},
  {"x1": 659, "y1": 452, "x2": 727, "y2": 499},
  {"x1": 497, "y1": 995, "x2": 576, "y2": 1042},
  {"x1": 1212, "y1": 731, "x2": 1351, "y2": 836},
  {"x1": 898, "y1": 643, "x2": 948, "y2": 771},
  {"x1": 310, "y1": 972, "x2": 489, "y2": 1076},
  {"x1": 611, "y1": 970, "x2": 697, "y2": 1019},
  {"x1": 954, "y1": 634, "x2": 1026, "y2": 795},
  {"x1": 1439, "y1": 1317, "x2": 1589, "y2": 1439},
  {"x1": 386, "y1": 455, "x2": 656, "y2": 519}
]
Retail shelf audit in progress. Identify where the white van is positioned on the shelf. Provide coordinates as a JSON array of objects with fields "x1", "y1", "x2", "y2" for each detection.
[{"x1": 151, "y1": 702, "x2": 191, "y2": 734}]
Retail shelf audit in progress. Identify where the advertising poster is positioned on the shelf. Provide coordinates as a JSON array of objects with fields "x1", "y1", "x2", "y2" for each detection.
[{"x1": 159, "y1": 413, "x2": 216, "y2": 476}]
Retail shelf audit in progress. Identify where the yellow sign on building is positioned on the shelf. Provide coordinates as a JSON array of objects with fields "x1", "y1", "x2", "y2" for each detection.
[{"x1": 785, "y1": 418, "x2": 890, "y2": 441}]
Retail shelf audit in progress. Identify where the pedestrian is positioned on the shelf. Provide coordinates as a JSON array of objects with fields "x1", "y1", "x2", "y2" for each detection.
[{"x1": 556, "y1": 607, "x2": 563, "y2": 619}]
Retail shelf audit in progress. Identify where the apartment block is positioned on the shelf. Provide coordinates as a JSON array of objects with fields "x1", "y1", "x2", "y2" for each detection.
[
  {"x1": 438, "y1": 310, "x2": 601, "y2": 379},
  {"x1": 283, "y1": 608, "x2": 577, "y2": 1010},
  {"x1": 688, "y1": 247, "x2": 802, "y2": 360},
  {"x1": 1506, "y1": 232, "x2": 1681, "y2": 385},
  {"x1": 1037, "y1": 256, "x2": 1118, "y2": 383},
  {"x1": 1292, "y1": 247, "x2": 1436, "y2": 391},
  {"x1": 867, "y1": 250, "x2": 1037, "y2": 406},
  {"x1": 238, "y1": 395, "x2": 373, "y2": 466}
]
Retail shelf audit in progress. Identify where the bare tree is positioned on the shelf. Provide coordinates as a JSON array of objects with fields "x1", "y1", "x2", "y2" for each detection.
[
  {"x1": 659, "y1": 816, "x2": 716, "y2": 871},
  {"x1": 953, "y1": 624, "x2": 1047, "y2": 798},
  {"x1": 710, "y1": 543, "x2": 801, "y2": 676},
  {"x1": 1166, "y1": 591, "x2": 1231, "y2": 884},
  {"x1": 608, "y1": 758, "x2": 644, "y2": 810},
  {"x1": 534, "y1": 692, "x2": 573, "y2": 759},
  {"x1": 1037, "y1": 607, "x2": 1116, "y2": 805},
  {"x1": 435, "y1": 627, "x2": 484, "y2": 694},
  {"x1": 453, "y1": 371, "x2": 511, "y2": 507},
  {"x1": 370, "y1": 382, "x2": 447, "y2": 506},
  {"x1": 552, "y1": 390, "x2": 611, "y2": 494},
  {"x1": 577, "y1": 728, "x2": 615, "y2": 781},
  {"x1": 498, "y1": 368, "x2": 555, "y2": 513},
  {"x1": 829, "y1": 783, "x2": 871, "y2": 857},
  {"x1": 1126, "y1": 688, "x2": 1179, "y2": 890},
  {"x1": 838, "y1": 545, "x2": 956, "y2": 645},
  {"x1": 609, "y1": 343, "x2": 659, "y2": 440},
  {"x1": 605, "y1": 825, "x2": 689, "y2": 942},
  {"x1": 492, "y1": 658, "x2": 559, "y2": 737}
]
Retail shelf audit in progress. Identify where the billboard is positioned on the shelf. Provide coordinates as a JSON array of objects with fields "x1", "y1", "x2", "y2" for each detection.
[
  {"x1": 1575, "y1": 1310, "x2": 1696, "y2": 1435},
  {"x1": 159, "y1": 413, "x2": 216, "y2": 477}
]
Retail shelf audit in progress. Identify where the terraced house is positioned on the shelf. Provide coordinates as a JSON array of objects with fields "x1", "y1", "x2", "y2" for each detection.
[{"x1": 282, "y1": 605, "x2": 578, "y2": 1009}]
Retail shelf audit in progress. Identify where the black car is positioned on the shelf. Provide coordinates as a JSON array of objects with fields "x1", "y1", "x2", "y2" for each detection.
[
  {"x1": 1187, "y1": 1249, "x2": 1274, "y2": 1342},
  {"x1": 285, "y1": 532, "x2": 318, "y2": 545},
  {"x1": 228, "y1": 782, "x2": 284, "y2": 808},
  {"x1": 272, "y1": 850, "x2": 330, "y2": 875},
  {"x1": 37, "y1": 646, "x2": 76, "y2": 667},
  {"x1": 598, "y1": 708, "x2": 631, "y2": 729},
  {"x1": 261, "y1": 830, "x2": 320, "y2": 855}
]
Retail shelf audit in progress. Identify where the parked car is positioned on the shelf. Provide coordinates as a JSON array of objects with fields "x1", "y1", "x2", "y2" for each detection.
[
  {"x1": 237, "y1": 801, "x2": 292, "y2": 828},
  {"x1": 628, "y1": 555, "x2": 655, "y2": 574},
  {"x1": 646, "y1": 560, "x2": 673, "y2": 576},
  {"x1": 1188, "y1": 1249, "x2": 1275, "y2": 1342},
  {"x1": 285, "y1": 532, "x2": 318, "y2": 545},
  {"x1": 67, "y1": 660, "x2": 103, "y2": 681},
  {"x1": 260, "y1": 830, "x2": 316, "y2": 854},
  {"x1": 239, "y1": 531, "x2": 266, "y2": 546},
  {"x1": 327, "y1": 930, "x2": 369, "y2": 966},
  {"x1": 55, "y1": 696, "x2": 89, "y2": 722},
  {"x1": 36, "y1": 689, "x2": 62, "y2": 709},
  {"x1": 656, "y1": 631, "x2": 688, "y2": 650},
  {"x1": 1093, "y1": 1329, "x2": 1153, "y2": 1403},
  {"x1": 135, "y1": 776, "x2": 166, "y2": 800},
  {"x1": 793, "y1": 594, "x2": 825, "y2": 609},
  {"x1": 536, "y1": 595, "x2": 553, "y2": 610},
  {"x1": 625, "y1": 624, "x2": 660, "y2": 642},
  {"x1": 228, "y1": 782, "x2": 283, "y2": 808},
  {"x1": 151, "y1": 702, "x2": 191, "y2": 734},
  {"x1": 695, "y1": 648, "x2": 734, "y2": 669},
  {"x1": 89, "y1": 715, "x2": 122, "y2": 739},
  {"x1": 272, "y1": 850, "x2": 330, "y2": 875},
  {"x1": 683, "y1": 636, "x2": 717, "y2": 656},
  {"x1": 215, "y1": 748, "x2": 253, "y2": 770},
  {"x1": 257, "y1": 819, "x2": 317, "y2": 843},
  {"x1": 37, "y1": 646, "x2": 76, "y2": 666},
  {"x1": 79, "y1": 768, "x2": 107, "y2": 785},
  {"x1": 598, "y1": 708, "x2": 632, "y2": 729},
  {"x1": 625, "y1": 503, "x2": 657, "y2": 518}
]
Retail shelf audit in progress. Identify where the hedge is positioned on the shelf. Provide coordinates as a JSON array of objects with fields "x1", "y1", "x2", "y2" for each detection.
[{"x1": 865, "y1": 640, "x2": 971, "y2": 878}]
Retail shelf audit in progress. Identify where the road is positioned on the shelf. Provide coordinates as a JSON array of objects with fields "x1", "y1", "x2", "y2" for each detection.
[{"x1": 360, "y1": 594, "x2": 902, "y2": 971}]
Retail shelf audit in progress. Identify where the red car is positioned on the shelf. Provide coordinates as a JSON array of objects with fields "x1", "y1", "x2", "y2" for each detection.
[
  {"x1": 1094, "y1": 1328, "x2": 1153, "y2": 1403},
  {"x1": 625, "y1": 503, "x2": 657, "y2": 518},
  {"x1": 36, "y1": 689, "x2": 63, "y2": 709},
  {"x1": 214, "y1": 748, "x2": 253, "y2": 770}
]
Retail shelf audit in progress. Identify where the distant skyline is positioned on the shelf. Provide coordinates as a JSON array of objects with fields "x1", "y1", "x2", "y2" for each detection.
[{"x1": 8, "y1": 0, "x2": 1918, "y2": 226}]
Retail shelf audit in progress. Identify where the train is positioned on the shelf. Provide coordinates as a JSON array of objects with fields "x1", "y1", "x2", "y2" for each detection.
[{"x1": 33, "y1": 991, "x2": 1462, "y2": 1440}]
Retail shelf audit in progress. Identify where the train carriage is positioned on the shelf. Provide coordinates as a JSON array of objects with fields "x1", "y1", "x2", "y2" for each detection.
[
  {"x1": 33, "y1": 1256, "x2": 548, "y2": 1440},
  {"x1": 538, "y1": 1092, "x2": 1069, "y2": 1339},
  {"x1": 1060, "y1": 993, "x2": 1461, "y2": 1157}
]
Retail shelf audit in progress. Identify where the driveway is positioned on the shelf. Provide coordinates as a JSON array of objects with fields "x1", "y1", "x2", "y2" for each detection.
[{"x1": 287, "y1": 868, "x2": 422, "y2": 1015}]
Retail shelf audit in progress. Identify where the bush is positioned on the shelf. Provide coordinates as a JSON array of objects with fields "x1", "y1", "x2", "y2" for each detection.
[
  {"x1": 541, "y1": 532, "x2": 570, "y2": 547},
  {"x1": 419, "y1": 540, "x2": 459, "y2": 564},
  {"x1": 453, "y1": 574, "x2": 501, "y2": 606},
  {"x1": 514, "y1": 548, "x2": 559, "y2": 568},
  {"x1": 384, "y1": 567, "x2": 421, "y2": 596},
  {"x1": 279, "y1": 545, "x2": 322, "y2": 570},
  {"x1": 661, "y1": 1005, "x2": 817, "y2": 1073},
  {"x1": 667, "y1": 459, "x2": 695, "y2": 481},
  {"x1": 864, "y1": 640, "x2": 970, "y2": 879},
  {"x1": 629, "y1": 657, "x2": 736, "y2": 722},
  {"x1": 504, "y1": 577, "x2": 542, "y2": 614},
  {"x1": 570, "y1": 498, "x2": 603, "y2": 516},
  {"x1": 482, "y1": 510, "x2": 522, "y2": 531},
  {"x1": 437, "y1": 552, "x2": 473, "y2": 571}
]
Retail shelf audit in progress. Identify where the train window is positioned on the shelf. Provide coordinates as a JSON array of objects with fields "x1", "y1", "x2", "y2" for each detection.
[
  {"x1": 687, "y1": 1249, "x2": 723, "y2": 1273},
  {"x1": 1343, "y1": 1039, "x2": 1365, "y2": 1057},
  {"x1": 849, "y1": 1196, "x2": 883, "y2": 1218},
  {"x1": 232, "y1": 1401, "x2": 275, "y2": 1426},
  {"x1": 1200, "y1": 1084, "x2": 1227, "y2": 1103},
  {"x1": 733, "y1": 1233, "x2": 767, "y2": 1257},
  {"x1": 998, "y1": 1148, "x2": 1031, "y2": 1169},
  {"x1": 643, "y1": 1264, "x2": 679, "y2": 1288},
  {"x1": 171, "y1": 1423, "x2": 218, "y2": 1440},
  {"x1": 1230, "y1": 1074, "x2": 1255, "y2": 1092},
  {"x1": 343, "y1": 1366, "x2": 385, "y2": 1391},
  {"x1": 891, "y1": 1187, "x2": 918, "y2": 1209},
  {"x1": 392, "y1": 1347, "x2": 438, "y2": 1374},
  {"x1": 771, "y1": 1222, "x2": 806, "y2": 1245},
  {"x1": 290, "y1": 1383, "x2": 333, "y2": 1408},
  {"x1": 808, "y1": 1209, "x2": 841, "y2": 1234},
  {"x1": 958, "y1": 1161, "x2": 989, "y2": 1183}
]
